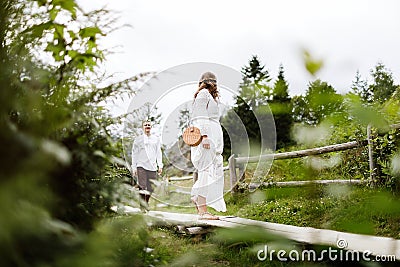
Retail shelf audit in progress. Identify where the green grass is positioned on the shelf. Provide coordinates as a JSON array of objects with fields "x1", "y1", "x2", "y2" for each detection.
[
  {"x1": 226, "y1": 185, "x2": 400, "y2": 239},
  {"x1": 146, "y1": 226, "x2": 331, "y2": 266}
]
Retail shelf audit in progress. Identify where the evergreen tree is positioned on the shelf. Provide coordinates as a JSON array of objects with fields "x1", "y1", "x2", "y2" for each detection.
[
  {"x1": 271, "y1": 64, "x2": 293, "y2": 149},
  {"x1": 351, "y1": 70, "x2": 371, "y2": 102},
  {"x1": 293, "y1": 79, "x2": 343, "y2": 125},
  {"x1": 291, "y1": 95, "x2": 308, "y2": 123},
  {"x1": 273, "y1": 64, "x2": 290, "y2": 101},
  {"x1": 369, "y1": 62, "x2": 397, "y2": 103},
  {"x1": 240, "y1": 55, "x2": 272, "y2": 107},
  {"x1": 222, "y1": 96, "x2": 254, "y2": 157},
  {"x1": 222, "y1": 55, "x2": 272, "y2": 157}
]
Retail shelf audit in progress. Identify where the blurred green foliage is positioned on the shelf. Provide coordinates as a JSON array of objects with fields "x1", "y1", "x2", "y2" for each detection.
[
  {"x1": 303, "y1": 50, "x2": 323, "y2": 76},
  {"x1": 0, "y1": 0, "x2": 149, "y2": 266},
  {"x1": 292, "y1": 79, "x2": 343, "y2": 125},
  {"x1": 289, "y1": 52, "x2": 400, "y2": 193}
]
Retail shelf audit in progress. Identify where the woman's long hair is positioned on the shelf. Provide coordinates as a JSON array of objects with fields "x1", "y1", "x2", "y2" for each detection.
[{"x1": 194, "y1": 72, "x2": 219, "y2": 100}]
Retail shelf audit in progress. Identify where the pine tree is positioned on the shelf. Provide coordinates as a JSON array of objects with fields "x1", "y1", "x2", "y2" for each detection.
[
  {"x1": 273, "y1": 64, "x2": 290, "y2": 101},
  {"x1": 271, "y1": 64, "x2": 293, "y2": 149},
  {"x1": 240, "y1": 55, "x2": 272, "y2": 107},
  {"x1": 291, "y1": 95, "x2": 308, "y2": 123},
  {"x1": 222, "y1": 55, "x2": 272, "y2": 157},
  {"x1": 351, "y1": 70, "x2": 370, "y2": 102}
]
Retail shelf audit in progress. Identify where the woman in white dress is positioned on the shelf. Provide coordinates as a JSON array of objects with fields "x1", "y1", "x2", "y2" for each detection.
[{"x1": 191, "y1": 72, "x2": 226, "y2": 220}]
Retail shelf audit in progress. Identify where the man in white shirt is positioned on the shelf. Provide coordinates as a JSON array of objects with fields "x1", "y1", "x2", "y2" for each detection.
[{"x1": 131, "y1": 120, "x2": 163, "y2": 209}]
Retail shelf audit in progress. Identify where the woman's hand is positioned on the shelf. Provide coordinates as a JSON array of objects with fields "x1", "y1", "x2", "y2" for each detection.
[{"x1": 202, "y1": 136, "x2": 210, "y2": 149}]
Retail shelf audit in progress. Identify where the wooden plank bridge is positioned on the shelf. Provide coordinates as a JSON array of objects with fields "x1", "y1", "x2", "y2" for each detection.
[{"x1": 115, "y1": 205, "x2": 400, "y2": 260}]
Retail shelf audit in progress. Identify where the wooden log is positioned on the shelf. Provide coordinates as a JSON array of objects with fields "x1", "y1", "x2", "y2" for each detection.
[
  {"x1": 389, "y1": 123, "x2": 400, "y2": 129},
  {"x1": 176, "y1": 225, "x2": 187, "y2": 234},
  {"x1": 236, "y1": 140, "x2": 368, "y2": 164},
  {"x1": 168, "y1": 166, "x2": 229, "y2": 182},
  {"x1": 169, "y1": 175, "x2": 193, "y2": 181},
  {"x1": 170, "y1": 188, "x2": 191, "y2": 195},
  {"x1": 248, "y1": 179, "x2": 364, "y2": 190},
  {"x1": 176, "y1": 225, "x2": 210, "y2": 235},
  {"x1": 185, "y1": 226, "x2": 210, "y2": 235},
  {"x1": 143, "y1": 210, "x2": 400, "y2": 260},
  {"x1": 219, "y1": 216, "x2": 400, "y2": 260},
  {"x1": 111, "y1": 205, "x2": 141, "y2": 214}
]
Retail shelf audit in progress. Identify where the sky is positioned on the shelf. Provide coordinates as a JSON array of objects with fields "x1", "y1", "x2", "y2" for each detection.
[{"x1": 77, "y1": 0, "x2": 400, "y2": 123}]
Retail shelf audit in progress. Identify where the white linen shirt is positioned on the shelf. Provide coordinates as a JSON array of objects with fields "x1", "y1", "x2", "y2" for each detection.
[{"x1": 131, "y1": 134, "x2": 163, "y2": 171}]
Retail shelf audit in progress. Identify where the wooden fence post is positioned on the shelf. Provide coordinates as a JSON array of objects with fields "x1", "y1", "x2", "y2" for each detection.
[
  {"x1": 228, "y1": 154, "x2": 237, "y2": 193},
  {"x1": 238, "y1": 163, "x2": 245, "y2": 182},
  {"x1": 193, "y1": 171, "x2": 198, "y2": 183},
  {"x1": 367, "y1": 124, "x2": 376, "y2": 185}
]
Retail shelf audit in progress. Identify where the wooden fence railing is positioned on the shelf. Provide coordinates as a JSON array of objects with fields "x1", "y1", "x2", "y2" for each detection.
[
  {"x1": 229, "y1": 140, "x2": 368, "y2": 191},
  {"x1": 228, "y1": 123, "x2": 400, "y2": 192}
]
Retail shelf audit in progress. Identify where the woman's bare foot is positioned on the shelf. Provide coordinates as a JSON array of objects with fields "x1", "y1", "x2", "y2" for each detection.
[{"x1": 199, "y1": 211, "x2": 219, "y2": 220}]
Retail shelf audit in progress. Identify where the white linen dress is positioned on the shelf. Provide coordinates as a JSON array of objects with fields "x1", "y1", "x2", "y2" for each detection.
[{"x1": 190, "y1": 89, "x2": 227, "y2": 212}]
